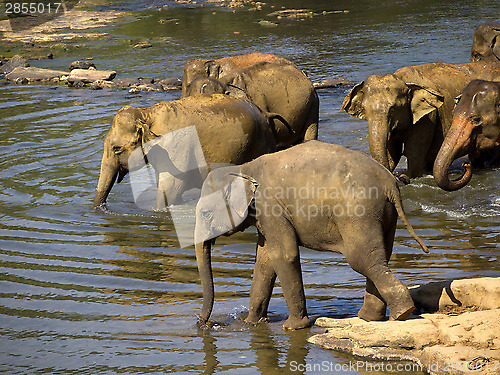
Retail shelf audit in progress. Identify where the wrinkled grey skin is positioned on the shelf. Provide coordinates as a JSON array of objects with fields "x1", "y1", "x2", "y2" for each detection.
[
  {"x1": 184, "y1": 62, "x2": 319, "y2": 147},
  {"x1": 93, "y1": 94, "x2": 276, "y2": 210},
  {"x1": 195, "y1": 141, "x2": 428, "y2": 330},
  {"x1": 471, "y1": 23, "x2": 500, "y2": 63},
  {"x1": 342, "y1": 62, "x2": 500, "y2": 178},
  {"x1": 434, "y1": 80, "x2": 500, "y2": 191},
  {"x1": 181, "y1": 52, "x2": 297, "y2": 98}
]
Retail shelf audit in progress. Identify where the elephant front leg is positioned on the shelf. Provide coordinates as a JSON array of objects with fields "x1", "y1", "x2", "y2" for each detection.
[
  {"x1": 246, "y1": 236, "x2": 277, "y2": 325},
  {"x1": 266, "y1": 232, "x2": 310, "y2": 330}
]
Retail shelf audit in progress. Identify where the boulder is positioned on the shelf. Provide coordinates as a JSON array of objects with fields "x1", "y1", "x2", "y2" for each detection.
[
  {"x1": 0, "y1": 55, "x2": 29, "y2": 74},
  {"x1": 67, "y1": 69, "x2": 116, "y2": 83},
  {"x1": 308, "y1": 277, "x2": 500, "y2": 375},
  {"x1": 5, "y1": 67, "x2": 67, "y2": 82},
  {"x1": 410, "y1": 277, "x2": 500, "y2": 312},
  {"x1": 69, "y1": 60, "x2": 96, "y2": 71}
]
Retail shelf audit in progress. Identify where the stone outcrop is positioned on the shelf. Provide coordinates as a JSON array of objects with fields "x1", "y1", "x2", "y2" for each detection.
[
  {"x1": 308, "y1": 277, "x2": 500, "y2": 375},
  {"x1": 67, "y1": 68, "x2": 116, "y2": 84},
  {"x1": 5, "y1": 67, "x2": 67, "y2": 82}
]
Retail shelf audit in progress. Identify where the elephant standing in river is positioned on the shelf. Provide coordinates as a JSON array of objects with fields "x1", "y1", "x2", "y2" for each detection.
[
  {"x1": 471, "y1": 23, "x2": 500, "y2": 63},
  {"x1": 342, "y1": 62, "x2": 500, "y2": 178},
  {"x1": 181, "y1": 52, "x2": 297, "y2": 98},
  {"x1": 184, "y1": 61, "x2": 319, "y2": 147},
  {"x1": 194, "y1": 141, "x2": 428, "y2": 330},
  {"x1": 93, "y1": 94, "x2": 278, "y2": 210},
  {"x1": 434, "y1": 80, "x2": 500, "y2": 191}
]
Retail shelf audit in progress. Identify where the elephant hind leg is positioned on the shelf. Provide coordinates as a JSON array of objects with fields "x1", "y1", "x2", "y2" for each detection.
[
  {"x1": 246, "y1": 234, "x2": 277, "y2": 325},
  {"x1": 358, "y1": 279, "x2": 387, "y2": 321},
  {"x1": 343, "y1": 227, "x2": 414, "y2": 321}
]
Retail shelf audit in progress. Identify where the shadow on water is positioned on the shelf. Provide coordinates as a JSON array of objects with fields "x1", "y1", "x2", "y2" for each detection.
[{"x1": 0, "y1": 0, "x2": 499, "y2": 373}]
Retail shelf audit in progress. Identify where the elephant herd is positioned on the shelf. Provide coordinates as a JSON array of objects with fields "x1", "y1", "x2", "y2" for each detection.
[{"x1": 94, "y1": 23, "x2": 500, "y2": 330}]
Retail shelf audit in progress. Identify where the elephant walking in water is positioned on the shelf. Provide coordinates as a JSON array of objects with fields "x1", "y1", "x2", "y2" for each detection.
[
  {"x1": 181, "y1": 52, "x2": 297, "y2": 98},
  {"x1": 434, "y1": 80, "x2": 500, "y2": 191},
  {"x1": 93, "y1": 94, "x2": 279, "y2": 210},
  {"x1": 194, "y1": 141, "x2": 428, "y2": 330},
  {"x1": 342, "y1": 62, "x2": 500, "y2": 178},
  {"x1": 184, "y1": 61, "x2": 319, "y2": 147}
]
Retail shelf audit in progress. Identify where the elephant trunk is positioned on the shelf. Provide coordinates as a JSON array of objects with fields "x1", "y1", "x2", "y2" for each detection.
[
  {"x1": 93, "y1": 151, "x2": 119, "y2": 208},
  {"x1": 433, "y1": 114, "x2": 474, "y2": 191},
  {"x1": 195, "y1": 240, "x2": 214, "y2": 326},
  {"x1": 368, "y1": 118, "x2": 392, "y2": 171}
]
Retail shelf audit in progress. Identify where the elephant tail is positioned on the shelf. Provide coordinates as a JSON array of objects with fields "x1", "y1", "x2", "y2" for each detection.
[
  {"x1": 266, "y1": 113, "x2": 295, "y2": 137},
  {"x1": 389, "y1": 187, "x2": 429, "y2": 254}
]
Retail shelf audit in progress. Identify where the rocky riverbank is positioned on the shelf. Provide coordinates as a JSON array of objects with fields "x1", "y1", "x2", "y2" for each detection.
[
  {"x1": 0, "y1": 55, "x2": 352, "y2": 92},
  {"x1": 308, "y1": 277, "x2": 500, "y2": 375}
]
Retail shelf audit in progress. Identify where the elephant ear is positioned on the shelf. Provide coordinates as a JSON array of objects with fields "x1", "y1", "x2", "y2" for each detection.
[
  {"x1": 492, "y1": 34, "x2": 500, "y2": 60},
  {"x1": 341, "y1": 81, "x2": 366, "y2": 119},
  {"x1": 223, "y1": 73, "x2": 248, "y2": 98},
  {"x1": 407, "y1": 83, "x2": 444, "y2": 124},
  {"x1": 195, "y1": 167, "x2": 257, "y2": 243}
]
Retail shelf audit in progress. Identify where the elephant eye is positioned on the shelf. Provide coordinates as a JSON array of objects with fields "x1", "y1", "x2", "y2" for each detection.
[
  {"x1": 471, "y1": 116, "x2": 482, "y2": 125},
  {"x1": 113, "y1": 146, "x2": 124, "y2": 154}
]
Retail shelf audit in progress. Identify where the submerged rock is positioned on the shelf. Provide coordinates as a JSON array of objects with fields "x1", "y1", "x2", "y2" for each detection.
[
  {"x1": 308, "y1": 277, "x2": 500, "y2": 375},
  {"x1": 313, "y1": 77, "x2": 354, "y2": 89}
]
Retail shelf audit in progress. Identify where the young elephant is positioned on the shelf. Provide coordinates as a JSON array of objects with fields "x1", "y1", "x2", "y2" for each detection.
[
  {"x1": 434, "y1": 80, "x2": 500, "y2": 191},
  {"x1": 194, "y1": 141, "x2": 429, "y2": 330},
  {"x1": 184, "y1": 62, "x2": 319, "y2": 147},
  {"x1": 342, "y1": 62, "x2": 500, "y2": 178},
  {"x1": 181, "y1": 52, "x2": 296, "y2": 98},
  {"x1": 93, "y1": 94, "x2": 278, "y2": 210},
  {"x1": 471, "y1": 23, "x2": 500, "y2": 63}
]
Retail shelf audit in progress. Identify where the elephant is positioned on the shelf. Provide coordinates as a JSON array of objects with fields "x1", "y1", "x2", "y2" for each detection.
[
  {"x1": 184, "y1": 61, "x2": 319, "y2": 147},
  {"x1": 93, "y1": 94, "x2": 280, "y2": 210},
  {"x1": 181, "y1": 52, "x2": 297, "y2": 98},
  {"x1": 433, "y1": 80, "x2": 500, "y2": 191},
  {"x1": 194, "y1": 140, "x2": 429, "y2": 330},
  {"x1": 342, "y1": 62, "x2": 500, "y2": 178},
  {"x1": 471, "y1": 23, "x2": 500, "y2": 63}
]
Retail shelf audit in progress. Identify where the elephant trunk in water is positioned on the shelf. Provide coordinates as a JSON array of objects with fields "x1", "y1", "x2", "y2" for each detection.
[
  {"x1": 195, "y1": 240, "x2": 214, "y2": 326},
  {"x1": 433, "y1": 114, "x2": 473, "y2": 191},
  {"x1": 93, "y1": 147, "x2": 120, "y2": 208},
  {"x1": 368, "y1": 117, "x2": 393, "y2": 171}
]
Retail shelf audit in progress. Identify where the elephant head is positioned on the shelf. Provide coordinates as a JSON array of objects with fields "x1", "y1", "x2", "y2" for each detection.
[
  {"x1": 341, "y1": 74, "x2": 444, "y2": 171},
  {"x1": 471, "y1": 23, "x2": 500, "y2": 63},
  {"x1": 433, "y1": 80, "x2": 500, "y2": 191},
  {"x1": 194, "y1": 167, "x2": 258, "y2": 326},
  {"x1": 93, "y1": 106, "x2": 156, "y2": 208}
]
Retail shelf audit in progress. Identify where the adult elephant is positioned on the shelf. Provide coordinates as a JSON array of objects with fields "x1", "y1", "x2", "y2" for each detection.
[
  {"x1": 181, "y1": 52, "x2": 297, "y2": 98},
  {"x1": 194, "y1": 141, "x2": 428, "y2": 330},
  {"x1": 434, "y1": 80, "x2": 500, "y2": 191},
  {"x1": 93, "y1": 94, "x2": 278, "y2": 210},
  {"x1": 471, "y1": 23, "x2": 500, "y2": 63},
  {"x1": 342, "y1": 62, "x2": 500, "y2": 178},
  {"x1": 184, "y1": 62, "x2": 319, "y2": 147}
]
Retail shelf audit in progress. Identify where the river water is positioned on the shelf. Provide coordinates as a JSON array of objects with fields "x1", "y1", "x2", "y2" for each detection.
[{"x1": 0, "y1": 0, "x2": 499, "y2": 374}]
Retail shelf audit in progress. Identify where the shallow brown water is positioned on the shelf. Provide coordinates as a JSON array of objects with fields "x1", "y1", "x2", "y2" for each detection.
[{"x1": 0, "y1": 0, "x2": 499, "y2": 374}]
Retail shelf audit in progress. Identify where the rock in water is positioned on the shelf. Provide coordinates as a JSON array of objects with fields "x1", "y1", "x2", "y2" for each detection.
[{"x1": 67, "y1": 69, "x2": 116, "y2": 83}]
